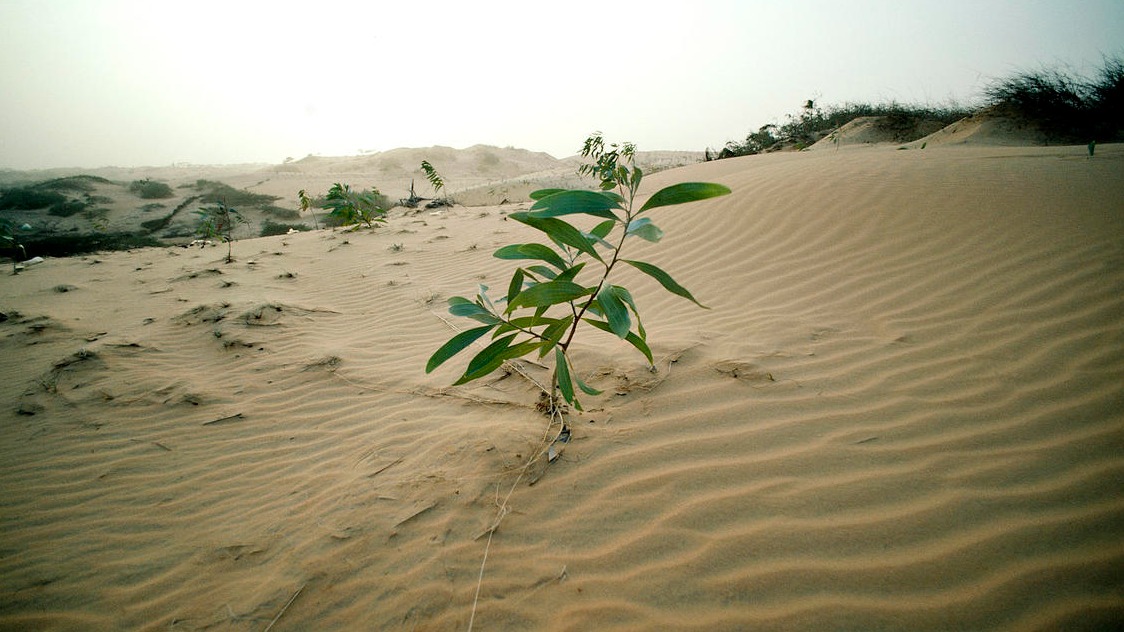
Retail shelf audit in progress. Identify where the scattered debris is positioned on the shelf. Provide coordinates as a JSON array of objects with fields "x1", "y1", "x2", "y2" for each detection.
[{"x1": 202, "y1": 412, "x2": 244, "y2": 426}]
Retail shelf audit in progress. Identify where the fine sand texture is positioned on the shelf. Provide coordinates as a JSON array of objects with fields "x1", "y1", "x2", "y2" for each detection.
[{"x1": 1, "y1": 143, "x2": 1122, "y2": 630}]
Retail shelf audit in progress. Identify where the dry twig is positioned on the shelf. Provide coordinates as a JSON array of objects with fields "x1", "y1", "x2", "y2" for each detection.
[{"x1": 263, "y1": 583, "x2": 306, "y2": 632}]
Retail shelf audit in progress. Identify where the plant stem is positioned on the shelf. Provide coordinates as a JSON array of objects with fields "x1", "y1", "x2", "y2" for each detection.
[{"x1": 557, "y1": 189, "x2": 635, "y2": 361}]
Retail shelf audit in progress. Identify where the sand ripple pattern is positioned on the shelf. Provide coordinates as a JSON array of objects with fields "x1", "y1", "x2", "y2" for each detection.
[{"x1": 1, "y1": 145, "x2": 1122, "y2": 630}]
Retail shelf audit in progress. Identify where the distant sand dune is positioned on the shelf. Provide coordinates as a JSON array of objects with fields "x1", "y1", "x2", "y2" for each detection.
[{"x1": 1, "y1": 143, "x2": 1122, "y2": 630}]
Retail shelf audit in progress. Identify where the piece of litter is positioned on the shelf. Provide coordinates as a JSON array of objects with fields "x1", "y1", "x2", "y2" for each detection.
[{"x1": 547, "y1": 425, "x2": 571, "y2": 462}]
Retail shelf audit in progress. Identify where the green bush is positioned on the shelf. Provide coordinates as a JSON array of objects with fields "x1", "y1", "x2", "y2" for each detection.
[
  {"x1": 1, "y1": 217, "x2": 27, "y2": 267},
  {"x1": 0, "y1": 188, "x2": 67, "y2": 210},
  {"x1": 48, "y1": 199, "x2": 90, "y2": 217},
  {"x1": 260, "y1": 205, "x2": 301, "y2": 220},
  {"x1": 193, "y1": 180, "x2": 280, "y2": 206},
  {"x1": 260, "y1": 220, "x2": 309, "y2": 237},
  {"x1": 20, "y1": 232, "x2": 163, "y2": 258},
  {"x1": 195, "y1": 201, "x2": 248, "y2": 263},
  {"x1": 128, "y1": 178, "x2": 175, "y2": 199},
  {"x1": 141, "y1": 216, "x2": 171, "y2": 232},
  {"x1": 36, "y1": 175, "x2": 109, "y2": 193},
  {"x1": 320, "y1": 183, "x2": 388, "y2": 229}
]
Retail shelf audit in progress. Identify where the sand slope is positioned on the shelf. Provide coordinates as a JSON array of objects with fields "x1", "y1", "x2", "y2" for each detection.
[{"x1": 1, "y1": 143, "x2": 1122, "y2": 630}]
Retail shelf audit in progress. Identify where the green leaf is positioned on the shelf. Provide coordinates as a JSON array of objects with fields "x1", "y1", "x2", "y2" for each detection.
[
  {"x1": 612, "y1": 285, "x2": 646, "y2": 339},
  {"x1": 638, "y1": 182, "x2": 731, "y2": 213},
  {"x1": 454, "y1": 335, "x2": 541, "y2": 385},
  {"x1": 597, "y1": 285, "x2": 631, "y2": 339},
  {"x1": 528, "y1": 190, "x2": 621, "y2": 220},
  {"x1": 509, "y1": 213, "x2": 604, "y2": 263},
  {"x1": 447, "y1": 297, "x2": 501, "y2": 324},
  {"x1": 526, "y1": 265, "x2": 556, "y2": 280},
  {"x1": 508, "y1": 280, "x2": 590, "y2": 312},
  {"x1": 629, "y1": 166, "x2": 643, "y2": 194},
  {"x1": 505, "y1": 314, "x2": 564, "y2": 330},
  {"x1": 506, "y1": 268, "x2": 525, "y2": 305},
  {"x1": 554, "y1": 262, "x2": 586, "y2": 284},
  {"x1": 583, "y1": 318, "x2": 654, "y2": 365},
  {"x1": 626, "y1": 217, "x2": 663, "y2": 242},
  {"x1": 494, "y1": 243, "x2": 567, "y2": 270},
  {"x1": 575, "y1": 372, "x2": 603, "y2": 396},
  {"x1": 529, "y1": 188, "x2": 567, "y2": 200},
  {"x1": 590, "y1": 219, "x2": 616, "y2": 239},
  {"x1": 623, "y1": 259, "x2": 706, "y2": 308},
  {"x1": 537, "y1": 314, "x2": 574, "y2": 357},
  {"x1": 554, "y1": 348, "x2": 578, "y2": 408},
  {"x1": 426, "y1": 325, "x2": 496, "y2": 373},
  {"x1": 477, "y1": 284, "x2": 498, "y2": 313}
]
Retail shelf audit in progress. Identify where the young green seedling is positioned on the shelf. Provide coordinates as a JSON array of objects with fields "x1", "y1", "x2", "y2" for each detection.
[
  {"x1": 321, "y1": 183, "x2": 387, "y2": 229},
  {"x1": 427, "y1": 133, "x2": 730, "y2": 412},
  {"x1": 1, "y1": 218, "x2": 28, "y2": 274},
  {"x1": 298, "y1": 189, "x2": 320, "y2": 229},
  {"x1": 195, "y1": 201, "x2": 248, "y2": 263},
  {"x1": 321, "y1": 181, "x2": 386, "y2": 227},
  {"x1": 420, "y1": 160, "x2": 452, "y2": 207}
]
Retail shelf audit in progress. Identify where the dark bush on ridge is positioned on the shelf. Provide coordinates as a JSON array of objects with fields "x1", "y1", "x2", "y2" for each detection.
[
  {"x1": 0, "y1": 188, "x2": 67, "y2": 210},
  {"x1": 719, "y1": 100, "x2": 969, "y2": 158},
  {"x1": 37, "y1": 175, "x2": 110, "y2": 193},
  {"x1": 21, "y1": 232, "x2": 164, "y2": 258},
  {"x1": 128, "y1": 178, "x2": 174, "y2": 199},
  {"x1": 47, "y1": 199, "x2": 90, "y2": 217},
  {"x1": 193, "y1": 180, "x2": 280, "y2": 206},
  {"x1": 260, "y1": 205, "x2": 301, "y2": 220},
  {"x1": 260, "y1": 220, "x2": 309, "y2": 237},
  {"x1": 984, "y1": 56, "x2": 1124, "y2": 142}
]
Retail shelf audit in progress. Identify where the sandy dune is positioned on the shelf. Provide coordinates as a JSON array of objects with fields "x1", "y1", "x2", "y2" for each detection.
[{"x1": 1, "y1": 143, "x2": 1122, "y2": 630}]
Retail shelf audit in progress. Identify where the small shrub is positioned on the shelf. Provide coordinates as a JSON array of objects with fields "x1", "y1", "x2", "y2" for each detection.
[
  {"x1": 48, "y1": 199, "x2": 89, "y2": 217},
  {"x1": 35, "y1": 175, "x2": 109, "y2": 193},
  {"x1": 321, "y1": 183, "x2": 388, "y2": 229},
  {"x1": 162, "y1": 226, "x2": 195, "y2": 239},
  {"x1": 193, "y1": 180, "x2": 281, "y2": 206},
  {"x1": 984, "y1": 56, "x2": 1124, "y2": 142},
  {"x1": 297, "y1": 190, "x2": 320, "y2": 229},
  {"x1": 128, "y1": 178, "x2": 175, "y2": 199},
  {"x1": 420, "y1": 160, "x2": 452, "y2": 206},
  {"x1": 427, "y1": 133, "x2": 731, "y2": 413},
  {"x1": 260, "y1": 220, "x2": 309, "y2": 237},
  {"x1": 195, "y1": 201, "x2": 248, "y2": 263},
  {"x1": 720, "y1": 99, "x2": 970, "y2": 157},
  {"x1": 20, "y1": 232, "x2": 162, "y2": 258},
  {"x1": 1, "y1": 217, "x2": 28, "y2": 272},
  {"x1": 261, "y1": 205, "x2": 300, "y2": 220},
  {"x1": 81, "y1": 207, "x2": 110, "y2": 231},
  {"x1": 0, "y1": 188, "x2": 66, "y2": 210},
  {"x1": 141, "y1": 215, "x2": 174, "y2": 232}
]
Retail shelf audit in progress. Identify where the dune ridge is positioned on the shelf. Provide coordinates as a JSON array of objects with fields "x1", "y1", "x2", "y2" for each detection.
[{"x1": 2, "y1": 143, "x2": 1122, "y2": 630}]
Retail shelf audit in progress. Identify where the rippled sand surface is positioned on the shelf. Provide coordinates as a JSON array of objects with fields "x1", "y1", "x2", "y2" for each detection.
[{"x1": 2, "y1": 144, "x2": 1121, "y2": 630}]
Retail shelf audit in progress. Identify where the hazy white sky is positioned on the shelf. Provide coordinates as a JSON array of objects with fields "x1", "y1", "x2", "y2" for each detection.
[{"x1": 1, "y1": 0, "x2": 1121, "y2": 169}]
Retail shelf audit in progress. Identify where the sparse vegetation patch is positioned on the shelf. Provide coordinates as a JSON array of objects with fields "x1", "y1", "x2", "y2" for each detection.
[
  {"x1": 718, "y1": 100, "x2": 970, "y2": 157},
  {"x1": 195, "y1": 201, "x2": 248, "y2": 263},
  {"x1": 192, "y1": 180, "x2": 280, "y2": 206},
  {"x1": 128, "y1": 178, "x2": 174, "y2": 199},
  {"x1": 320, "y1": 183, "x2": 389, "y2": 229},
  {"x1": 983, "y1": 56, "x2": 1123, "y2": 143}
]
